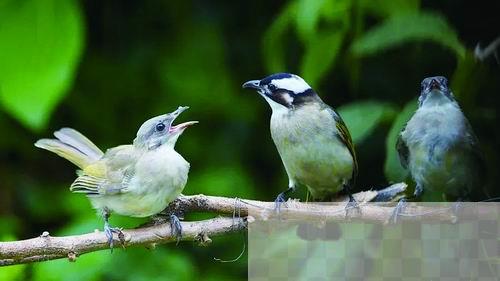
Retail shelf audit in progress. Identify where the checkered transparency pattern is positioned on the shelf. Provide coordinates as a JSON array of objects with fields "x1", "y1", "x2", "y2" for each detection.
[{"x1": 248, "y1": 203, "x2": 500, "y2": 281}]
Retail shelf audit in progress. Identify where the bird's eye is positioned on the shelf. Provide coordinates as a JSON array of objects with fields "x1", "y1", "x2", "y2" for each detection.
[
  {"x1": 268, "y1": 84, "x2": 277, "y2": 91},
  {"x1": 156, "y1": 123, "x2": 166, "y2": 132}
]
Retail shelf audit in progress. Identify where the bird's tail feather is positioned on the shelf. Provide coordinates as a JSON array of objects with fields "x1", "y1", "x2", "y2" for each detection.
[
  {"x1": 35, "y1": 128, "x2": 104, "y2": 169},
  {"x1": 54, "y1": 128, "x2": 103, "y2": 160}
]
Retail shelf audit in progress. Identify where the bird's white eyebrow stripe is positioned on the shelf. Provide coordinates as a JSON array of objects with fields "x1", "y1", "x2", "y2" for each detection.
[{"x1": 271, "y1": 76, "x2": 311, "y2": 93}]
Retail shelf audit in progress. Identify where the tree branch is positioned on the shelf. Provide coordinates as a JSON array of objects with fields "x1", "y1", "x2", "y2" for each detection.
[
  {"x1": 170, "y1": 183, "x2": 456, "y2": 224},
  {"x1": 2, "y1": 182, "x2": 465, "y2": 266},
  {"x1": 0, "y1": 217, "x2": 247, "y2": 266}
]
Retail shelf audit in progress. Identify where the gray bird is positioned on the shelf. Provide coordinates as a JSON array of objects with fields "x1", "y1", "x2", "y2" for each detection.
[
  {"x1": 394, "y1": 76, "x2": 485, "y2": 211},
  {"x1": 243, "y1": 73, "x2": 358, "y2": 209},
  {"x1": 35, "y1": 106, "x2": 197, "y2": 248}
]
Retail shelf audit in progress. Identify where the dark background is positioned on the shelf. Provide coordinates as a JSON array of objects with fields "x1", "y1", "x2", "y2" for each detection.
[{"x1": 1, "y1": 0, "x2": 499, "y2": 279}]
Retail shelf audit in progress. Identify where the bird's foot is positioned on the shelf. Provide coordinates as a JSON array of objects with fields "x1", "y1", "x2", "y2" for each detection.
[
  {"x1": 274, "y1": 192, "x2": 288, "y2": 214},
  {"x1": 388, "y1": 198, "x2": 407, "y2": 224},
  {"x1": 170, "y1": 214, "x2": 183, "y2": 244},
  {"x1": 104, "y1": 223, "x2": 124, "y2": 251},
  {"x1": 345, "y1": 195, "x2": 361, "y2": 219},
  {"x1": 274, "y1": 187, "x2": 294, "y2": 214}
]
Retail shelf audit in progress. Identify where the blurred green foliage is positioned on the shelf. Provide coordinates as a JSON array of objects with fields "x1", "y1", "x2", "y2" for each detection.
[
  {"x1": 0, "y1": 0, "x2": 84, "y2": 131},
  {"x1": 1, "y1": 0, "x2": 498, "y2": 280},
  {"x1": 338, "y1": 100, "x2": 396, "y2": 144},
  {"x1": 351, "y1": 11, "x2": 466, "y2": 57},
  {"x1": 384, "y1": 99, "x2": 416, "y2": 182}
]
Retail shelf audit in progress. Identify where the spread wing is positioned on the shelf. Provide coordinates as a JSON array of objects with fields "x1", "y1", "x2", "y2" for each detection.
[
  {"x1": 70, "y1": 145, "x2": 137, "y2": 196},
  {"x1": 396, "y1": 125, "x2": 409, "y2": 169},
  {"x1": 326, "y1": 106, "x2": 358, "y2": 187}
]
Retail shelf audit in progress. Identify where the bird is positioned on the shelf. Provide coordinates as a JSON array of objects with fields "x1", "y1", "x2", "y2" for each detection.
[
  {"x1": 35, "y1": 106, "x2": 197, "y2": 248},
  {"x1": 391, "y1": 76, "x2": 485, "y2": 221},
  {"x1": 242, "y1": 73, "x2": 358, "y2": 211}
]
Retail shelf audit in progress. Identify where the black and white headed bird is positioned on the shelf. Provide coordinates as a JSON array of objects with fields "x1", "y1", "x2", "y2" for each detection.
[{"x1": 243, "y1": 73, "x2": 358, "y2": 209}]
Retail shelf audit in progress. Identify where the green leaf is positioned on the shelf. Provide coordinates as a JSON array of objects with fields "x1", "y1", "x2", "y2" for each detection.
[
  {"x1": 295, "y1": 0, "x2": 327, "y2": 42},
  {"x1": 320, "y1": 0, "x2": 351, "y2": 22},
  {"x1": 0, "y1": 0, "x2": 84, "y2": 131},
  {"x1": 337, "y1": 100, "x2": 396, "y2": 144},
  {"x1": 361, "y1": 0, "x2": 420, "y2": 18},
  {"x1": 351, "y1": 12, "x2": 465, "y2": 58},
  {"x1": 300, "y1": 30, "x2": 345, "y2": 88},
  {"x1": 262, "y1": 2, "x2": 296, "y2": 72},
  {"x1": 384, "y1": 99, "x2": 417, "y2": 182}
]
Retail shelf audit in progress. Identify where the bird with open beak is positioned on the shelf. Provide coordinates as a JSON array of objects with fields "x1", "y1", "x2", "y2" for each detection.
[
  {"x1": 243, "y1": 73, "x2": 358, "y2": 212},
  {"x1": 35, "y1": 106, "x2": 198, "y2": 248}
]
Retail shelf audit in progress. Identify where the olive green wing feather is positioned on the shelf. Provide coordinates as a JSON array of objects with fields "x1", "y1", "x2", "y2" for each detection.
[
  {"x1": 70, "y1": 145, "x2": 137, "y2": 196},
  {"x1": 326, "y1": 106, "x2": 358, "y2": 186}
]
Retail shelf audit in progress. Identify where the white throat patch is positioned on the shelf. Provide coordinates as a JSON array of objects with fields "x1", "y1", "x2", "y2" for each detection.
[{"x1": 271, "y1": 75, "x2": 311, "y2": 94}]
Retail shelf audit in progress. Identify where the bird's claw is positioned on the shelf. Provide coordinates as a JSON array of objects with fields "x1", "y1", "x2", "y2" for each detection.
[
  {"x1": 170, "y1": 214, "x2": 183, "y2": 244},
  {"x1": 389, "y1": 198, "x2": 407, "y2": 224},
  {"x1": 104, "y1": 225, "x2": 124, "y2": 251},
  {"x1": 274, "y1": 192, "x2": 288, "y2": 214},
  {"x1": 345, "y1": 196, "x2": 361, "y2": 219}
]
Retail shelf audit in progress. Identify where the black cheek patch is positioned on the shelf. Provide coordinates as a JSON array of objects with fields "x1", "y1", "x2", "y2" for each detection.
[
  {"x1": 292, "y1": 89, "x2": 318, "y2": 106},
  {"x1": 269, "y1": 91, "x2": 293, "y2": 108}
]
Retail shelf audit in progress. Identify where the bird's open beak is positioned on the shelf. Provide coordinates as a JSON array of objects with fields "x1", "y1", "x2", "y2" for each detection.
[
  {"x1": 242, "y1": 80, "x2": 262, "y2": 90},
  {"x1": 169, "y1": 106, "x2": 198, "y2": 133},
  {"x1": 171, "y1": 106, "x2": 189, "y2": 116},
  {"x1": 429, "y1": 79, "x2": 441, "y2": 91},
  {"x1": 170, "y1": 121, "x2": 198, "y2": 133}
]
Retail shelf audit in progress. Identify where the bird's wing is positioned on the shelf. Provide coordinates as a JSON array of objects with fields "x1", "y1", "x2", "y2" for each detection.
[
  {"x1": 70, "y1": 145, "x2": 138, "y2": 196},
  {"x1": 396, "y1": 125, "x2": 409, "y2": 169},
  {"x1": 326, "y1": 106, "x2": 358, "y2": 186}
]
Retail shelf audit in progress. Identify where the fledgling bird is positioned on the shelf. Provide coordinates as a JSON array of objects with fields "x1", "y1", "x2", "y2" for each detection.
[
  {"x1": 394, "y1": 76, "x2": 485, "y2": 208},
  {"x1": 35, "y1": 106, "x2": 197, "y2": 248},
  {"x1": 243, "y1": 73, "x2": 358, "y2": 210}
]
